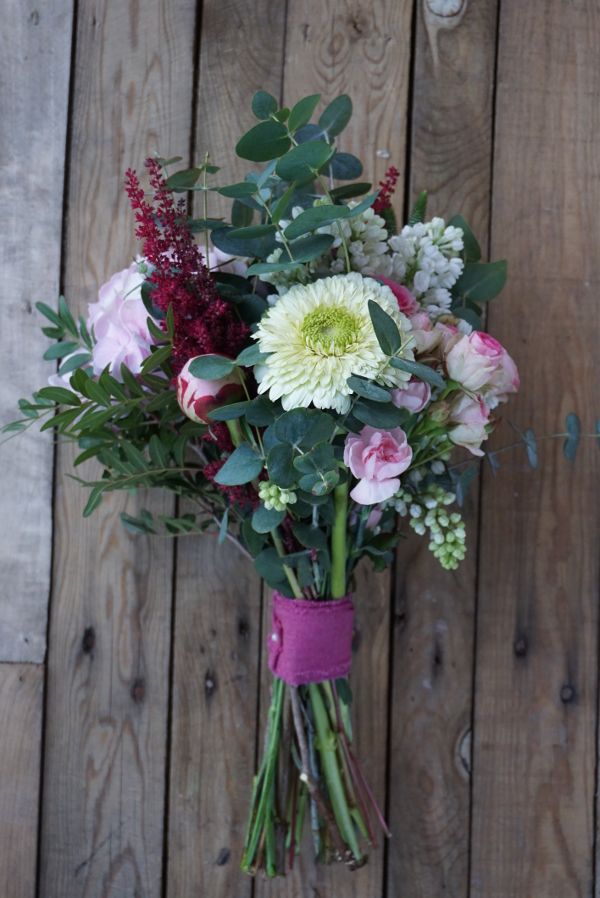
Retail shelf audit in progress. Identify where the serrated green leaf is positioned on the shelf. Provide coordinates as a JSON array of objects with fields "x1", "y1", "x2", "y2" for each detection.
[{"x1": 288, "y1": 94, "x2": 321, "y2": 133}]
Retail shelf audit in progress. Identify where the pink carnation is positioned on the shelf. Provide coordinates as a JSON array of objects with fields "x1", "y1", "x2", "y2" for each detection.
[
  {"x1": 376, "y1": 276, "x2": 421, "y2": 317},
  {"x1": 390, "y1": 377, "x2": 431, "y2": 413},
  {"x1": 87, "y1": 261, "x2": 157, "y2": 378},
  {"x1": 344, "y1": 425, "x2": 412, "y2": 505}
]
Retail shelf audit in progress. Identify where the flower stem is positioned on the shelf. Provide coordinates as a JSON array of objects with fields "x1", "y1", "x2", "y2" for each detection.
[
  {"x1": 273, "y1": 533, "x2": 303, "y2": 599},
  {"x1": 331, "y1": 479, "x2": 349, "y2": 599}
]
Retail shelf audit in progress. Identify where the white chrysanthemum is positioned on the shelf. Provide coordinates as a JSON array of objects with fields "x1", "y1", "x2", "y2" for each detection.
[{"x1": 254, "y1": 273, "x2": 414, "y2": 413}]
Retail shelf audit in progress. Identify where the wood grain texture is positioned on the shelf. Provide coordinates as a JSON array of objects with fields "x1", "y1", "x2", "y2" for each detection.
[
  {"x1": 39, "y1": 1, "x2": 197, "y2": 895},
  {"x1": 0, "y1": 0, "x2": 73, "y2": 662},
  {"x1": 470, "y1": 2, "x2": 600, "y2": 895},
  {"x1": 0, "y1": 663, "x2": 44, "y2": 898},
  {"x1": 165, "y1": 3, "x2": 285, "y2": 894},
  {"x1": 387, "y1": 3, "x2": 499, "y2": 895}
]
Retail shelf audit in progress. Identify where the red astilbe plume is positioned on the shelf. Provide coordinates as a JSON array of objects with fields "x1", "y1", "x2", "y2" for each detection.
[
  {"x1": 372, "y1": 165, "x2": 400, "y2": 215},
  {"x1": 124, "y1": 159, "x2": 249, "y2": 372}
]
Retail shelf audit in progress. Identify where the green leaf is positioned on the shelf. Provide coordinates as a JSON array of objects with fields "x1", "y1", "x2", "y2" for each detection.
[
  {"x1": 187, "y1": 218, "x2": 228, "y2": 233},
  {"x1": 368, "y1": 300, "x2": 401, "y2": 356},
  {"x1": 293, "y1": 441, "x2": 335, "y2": 474},
  {"x1": 156, "y1": 155, "x2": 183, "y2": 167},
  {"x1": 43, "y1": 341, "x2": 79, "y2": 360},
  {"x1": 58, "y1": 295, "x2": 78, "y2": 337},
  {"x1": 236, "y1": 344, "x2": 270, "y2": 367},
  {"x1": 99, "y1": 370, "x2": 127, "y2": 401},
  {"x1": 188, "y1": 354, "x2": 236, "y2": 380},
  {"x1": 141, "y1": 343, "x2": 172, "y2": 373},
  {"x1": 253, "y1": 547, "x2": 288, "y2": 586},
  {"x1": 214, "y1": 443, "x2": 263, "y2": 485},
  {"x1": 241, "y1": 518, "x2": 266, "y2": 557},
  {"x1": 42, "y1": 326, "x2": 66, "y2": 339},
  {"x1": 293, "y1": 521, "x2": 328, "y2": 550},
  {"x1": 37, "y1": 386, "x2": 81, "y2": 407},
  {"x1": 276, "y1": 141, "x2": 334, "y2": 182},
  {"x1": 252, "y1": 504, "x2": 286, "y2": 533},
  {"x1": 278, "y1": 234, "x2": 335, "y2": 264},
  {"x1": 450, "y1": 465, "x2": 477, "y2": 507},
  {"x1": 283, "y1": 204, "x2": 347, "y2": 240},
  {"x1": 267, "y1": 442, "x2": 297, "y2": 489},
  {"x1": 564, "y1": 412, "x2": 581, "y2": 462},
  {"x1": 2, "y1": 421, "x2": 26, "y2": 434},
  {"x1": 211, "y1": 226, "x2": 278, "y2": 261},
  {"x1": 57, "y1": 352, "x2": 92, "y2": 375},
  {"x1": 318, "y1": 94, "x2": 352, "y2": 137},
  {"x1": 149, "y1": 434, "x2": 168, "y2": 468},
  {"x1": 353, "y1": 399, "x2": 409, "y2": 430},
  {"x1": 288, "y1": 94, "x2": 321, "y2": 133},
  {"x1": 408, "y1": 190, "x2": 427, "y2": 226},
  {"x1": 454, "y1": 260, "x2": 507, "y2": 303},
  {"x1": 299, "y1": 469, "x2": 339, "y2": 495},
  {"x1": 453, "y1": 307, "x2": 482, "y2": 332},
  {"x1": 207, "y1": 401, "x2": 249, "y2": 421},
  {"x1": 81, "y1": 379, "x2": 112, "y2": 407},
  {"x1": 524, "y1": 428, "x2": 537, "y2": 469},
  {"x1": 83, "y1": 486, "x2": 104, "y2": 518},
  {"x1": 218, "y1": 182, "x2": 258, "y2": 198},
  {"x1": 271, "y1": 182, "x2": 297, "y2": 224},
  {"x1": 218, "y1": 508, "x2": 229, "y2": 545},
  {"x1": 231, "y1": 200, "x2": 254, "y2": 229},
  {"x1": 329, "y1": 182, "x2": 372, "y2": 201},
  {"x1": 327, "y1": 153, "x2": 362, "y2": 181},
  {"x1": 122, "y1": 442, "x2": 149, "y2": 472},
  {"x1": 165, "y1": 168, "x2": 202, "y2": 191},
  {"x1": 121, "y1": 512, "x2": 156, "y2": 535},
  {"x1": 252, "y1": 90, "x2": 278, "y2": 120},
  {"x1": 272, "y1": 107, "x2": 290, "y2": 123},
  {"x1": 245, "y1": 395, "x2": 278, "y2": 426},
  {"x1": 275, "y1": 408, "x2": 336, "y2": 448},
  {"x1": 120, "y1": 364, "x2": 145, "y2": 397},
  {"x1": 36, "y1": 301, "x2": 63, "y2": 328},
  {"x1": 236, "y1": 120, "x2": 291, "y2": 162},
  {"x1": 228, "y1": 223, "x2": 277, "y2": 239},
  {"x1": 448, "y1": 214, "x2": 481, "y2": 263},
  {"x1": 347, "y1": 375, "x2": 391, "y2": 403},
  {"x1": 246, "y1": 260, "x2": 305, "y2": 276},
  {"x1": 389, "y1": 357, "x2": 445, "y2": 390}
]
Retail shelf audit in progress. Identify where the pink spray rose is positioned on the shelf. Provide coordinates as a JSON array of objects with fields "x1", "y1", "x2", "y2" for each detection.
[
  {"x1": 447, "y1": 393, "x2": 491, "y2": 456},
  {"x1": 434, "y1": 322, "x2": 461, "y2": 355},
  {"x1": 177, "y1": 356, "x2": 245, "y2": 424},
  {"x1": 390, "y1": 377, "x2": 431, "y2": 413},
  {"x1": 410, "y1": 312, "x2": 442, "y2": 354},
  {"x1": 87, "y1": 261, "x2": 157, "y2": 379},
  {"x1": 344, "y1": 425, "x2": 412, "y2": 505},
  {"x1": 444, "y1": 331, "x2": 505, "y2": 392},
  {"x1": 376, "y1": 276, "x2": 421, "y2": 317}
]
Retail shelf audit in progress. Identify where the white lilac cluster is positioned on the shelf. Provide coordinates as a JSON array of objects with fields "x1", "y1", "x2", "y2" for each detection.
[
  {"x1": 408, "y1": 484, "x2": 466, "y2": 570},
  {"x1": 258, "y1": 481, "x2": 297, "y2": 512},
  {"x1": 315, "y1": 199, "x2": 389, "y2": 277}
]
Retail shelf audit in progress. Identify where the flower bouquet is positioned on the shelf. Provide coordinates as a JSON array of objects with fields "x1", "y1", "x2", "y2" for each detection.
[{"x1": 5, "y1": 91, "x2": 520, "y2": 875}]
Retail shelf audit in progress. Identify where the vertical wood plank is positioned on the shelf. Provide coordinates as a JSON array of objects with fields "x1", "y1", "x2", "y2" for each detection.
[
  {"x1": 0, "y1": 663, "x2": 44, "y2": 898},
  {"x1": 0, "y1": 0, "x2": 73, "y2": 662},
  {"x1": 166, "y1": 2, "x2": 286, "y2": 894},
  {"x1": 387, "y1": 3, "x2": 499, "y2": 895},
  {"x1": 471, "y1": 2, "x2": 600, "y2": 895},
  {"x1": 39, "y1": 2, "x2": 197, "y2": 896},
  {"x1": 254, "y1": 3, "x2": 412, "y2": 894}
]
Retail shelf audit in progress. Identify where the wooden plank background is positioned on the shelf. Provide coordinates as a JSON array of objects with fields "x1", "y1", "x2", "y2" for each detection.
[{"x1": 1, "y1": 1, "x2": 599, "y2": 896}]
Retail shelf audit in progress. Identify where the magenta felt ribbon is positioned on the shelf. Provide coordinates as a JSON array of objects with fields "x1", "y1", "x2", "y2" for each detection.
[{"x1": 267, "y1": 592, "x2": 354, "y2": 686}]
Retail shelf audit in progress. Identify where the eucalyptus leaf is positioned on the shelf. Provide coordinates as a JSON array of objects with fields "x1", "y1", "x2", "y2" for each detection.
[
  {"x1": 318, "y1": 94, "x2": 352, "y2": 137},
  {"x1": 347, "y1": 375, "x2": 391, "y2": 403},
  {"x1": 279, "y1": 233, "x2": 335, "y2": 264},
  {"x1": 329, "y1": 182, "x2": 372, "y2": 201},
  {"x1": 165, "y1": 168, "x2": 202, "y2": 191},
  {"x1": 252, "y1": 503, "x2": 286, "y2": 533},
  {"x1": 236, "y1": 344, "x2": 271, "y2": 367},
  {"x1": 524, "y1": 427, "x2": 537, "y2": 469},
  {"x1": 389, "y1": 357, "x2": 446, "y2": 390},
  {"x1": 230, "y1": 201, "x2": 254, "y2": 229},
  {"x1": 275, "y1": 408, "x2": 336, "y2": 448},
  {"x1": 214, "y1": 443, "x2": 263, "y2": 485},
  {"x1": 448, "y1": 214, "x2": 481, "y2": 263},
  {"x1": 236, "y1": 121, "x2": 291, "y2": 163},
  {"x1": 294, "y1": 124, "x2": 324, "y2": 145},
  {"x1": 207, "y1": 401, "x2": 250, "y2": 421},
  {"x1": 276, "y1": 141, "x2": 334, "y2": 182},
  {"x1": 253, "y1": 547, "x2": 288, "y2": 586},
  {"x1": 454, "y1": 260, "x2": 507, "y2": 303},
  {"x1": 563, "y1": 412, "x2": 581, "y2": 462},
  {"x1": 288, "y1": 94, "x2": 321, "y2": 134},
  {"x1": 267, "y1": 442, "x2": 297, "y2": 488},
  {"x1": 252, "y1": 90, "x2": 278, "y2": 120},
  {"x1": 326, "y1": 153, "x2": 363, "y2": 181},
  {"x1": 218, "y1": 182, "x2": 258, "y2": 198},
  {"x1": 353, "y1": 400, "x2": 409, "y2": 430},
  {"x1": 245, "y1": 395, "x2": 278, "y2": 427},
  {"x1": 368, "y1": 300, "x2": 401, "y2": 356},
  {"x1": 211, "y1": 226, "x2": 278, "y2": 261},
  {"x1": 453, "y1": 306, "x2": 482, "y2": 331},
  {"x1": 293, "y1": 521, "x2": 328, "y2": 550},
  {"x1": 188, "y1": 354, "x2": 235, "y2": 380},
  {"x1": 228, "y1": 223, "x2": 277, "y2": 239}
]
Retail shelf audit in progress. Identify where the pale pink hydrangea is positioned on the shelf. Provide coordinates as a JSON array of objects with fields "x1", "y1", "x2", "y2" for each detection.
[
  {"x1": 87, "y1": 261, "x2": 158, "y2": 379},
  {"x1": 344, "y1": 425, "x2": 412, "y2": 505}
]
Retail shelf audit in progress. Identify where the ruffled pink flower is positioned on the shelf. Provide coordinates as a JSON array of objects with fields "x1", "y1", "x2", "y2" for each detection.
[
  {"x1": 87, "y1": 261, "x2": 157, "y2": 378},
  {"x1": 177, "y1": 356, "x2": 245, "y2": 424},
  {"x1": 444, "y1": 330, "x2": 519, "y2": 400},
  {"x1": 376, "y1": 276, "x2": 420, "y2": 317},
  {"x1": 448, "y1": 393, "x2": 491, "y2": 456},
  {"x1": 410, "y1": 312, "x2": 442, "y2": 354},
  {"x1": 390, "y1": 377, "x2": 431, "y2": 413},
  {"x1": 434, "y1": 322, "x2": 461, "y2": 355},
  {"x1": 344, "y1": 425, "x2": 412, "y2": 505}
]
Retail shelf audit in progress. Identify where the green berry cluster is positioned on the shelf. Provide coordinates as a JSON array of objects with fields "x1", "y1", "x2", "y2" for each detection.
[
  {"x1": 258, "y1": 481, "x2": 297, "y2": 512},
  {"x1": 408, "y1": 485, "x2": 466, "y2": 570}
]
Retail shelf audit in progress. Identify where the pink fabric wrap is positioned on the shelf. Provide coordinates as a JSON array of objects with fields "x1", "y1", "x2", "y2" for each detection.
[{"x1": 267, "y1": 592, "x2": 355, "y2": 686}]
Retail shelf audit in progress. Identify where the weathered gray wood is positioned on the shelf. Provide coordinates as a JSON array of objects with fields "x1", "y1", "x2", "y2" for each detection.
[
  {"x1": 166, "y1": 3, "x2": 285, "y2": 893},
  {"x1": 0, "y1": 0, "x2": 73, "y2": 662},
  {"x1": 387, "y1": 2, "x2": 499, "y2": 895},
  {"x1": 39, "y1": 1, "x2": 197, "y2": 895},
  {"x1": 471, "y1": 2, "x2": 600, "y2": 895},
  {"x1": 0, "y1": 663, "x2": 44, "y2": 898}
]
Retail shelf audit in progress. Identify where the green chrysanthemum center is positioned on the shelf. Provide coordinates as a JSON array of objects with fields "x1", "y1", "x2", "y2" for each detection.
[{"x1": 300, "y1": 305, "x2": 360, "y2": 356}]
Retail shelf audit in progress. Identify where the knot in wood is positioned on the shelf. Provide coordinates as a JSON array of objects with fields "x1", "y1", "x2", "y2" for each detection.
[
  {"x1": 131, "y1": 678, "x2": 145, "y2": 703},
  {"x1": 513, "y1": 636, "x2": 528, "y2": 657},
  {"x1": 82, "y1": 627, "x2": 95, "y2": 654},
  {"x1": 560, "y1": 684, "x2": 574, "y2": 704}
]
